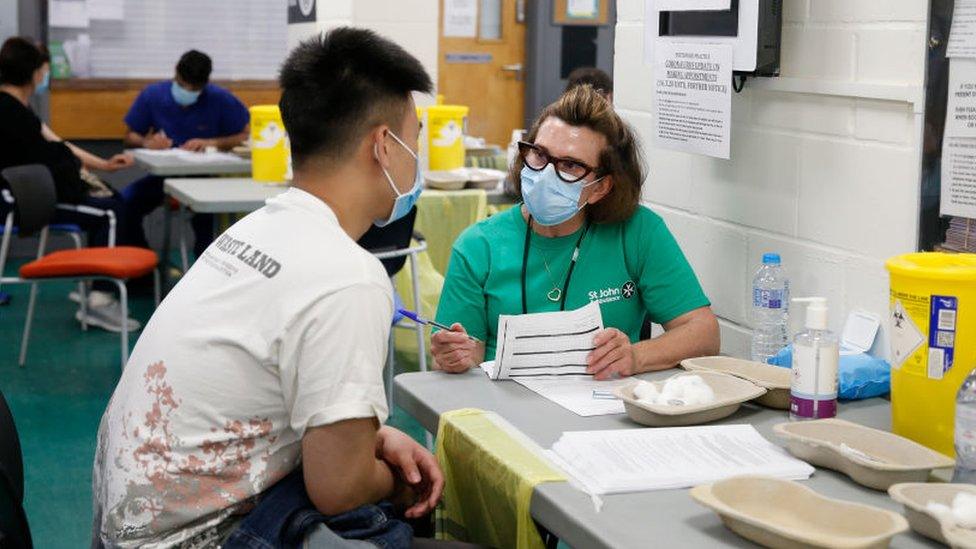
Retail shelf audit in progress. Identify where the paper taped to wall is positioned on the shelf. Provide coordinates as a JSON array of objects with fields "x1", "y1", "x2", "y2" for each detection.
[{"x1": 950, "y1": 0, "x2": 976, "y2": 59}]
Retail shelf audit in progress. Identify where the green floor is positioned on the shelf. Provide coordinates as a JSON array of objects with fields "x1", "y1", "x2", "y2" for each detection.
[{"x1": 0, "y1": 257, "x2": 426, "y2": 548}]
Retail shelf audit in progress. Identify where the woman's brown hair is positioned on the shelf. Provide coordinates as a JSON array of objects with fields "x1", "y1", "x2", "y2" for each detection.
[{"x1": 510, "y1": 84, "x2": 645, "y2": 224}]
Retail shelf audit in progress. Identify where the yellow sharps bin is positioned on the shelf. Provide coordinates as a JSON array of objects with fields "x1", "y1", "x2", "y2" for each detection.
[
  {"x1": 424, "y1": 104, "x2": 468, "y2": 170},
  {"x1": 886, "y1": 252, "x2": 976, "y2": 456},
  {"x1": 249, "y1": 105, "x2": 289, "y2": 183}
]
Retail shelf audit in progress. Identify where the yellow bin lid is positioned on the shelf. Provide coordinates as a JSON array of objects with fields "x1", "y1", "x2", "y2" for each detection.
[
  {"x1": 426, "y1": 105, "x2": 469, "y2": 118},
  {"x1": 886, "y1": 252, "x2": 976, "y2": 281},
  {"x1": 250, "y1": 104, "x2": 280, "y2": 115}
]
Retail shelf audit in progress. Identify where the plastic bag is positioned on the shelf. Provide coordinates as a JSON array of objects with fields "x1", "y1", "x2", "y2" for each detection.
[{"x1": 767, "y1": 346, "x2": 891, "y2": 400}]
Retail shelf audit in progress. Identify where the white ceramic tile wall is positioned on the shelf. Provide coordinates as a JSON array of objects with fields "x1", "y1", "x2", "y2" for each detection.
[{"x1": 615, "y1": 0, "x2": 927, "y2": 358}]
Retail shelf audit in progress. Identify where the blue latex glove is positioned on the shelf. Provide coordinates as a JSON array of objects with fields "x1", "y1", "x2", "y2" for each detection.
[
  {"x1": 392, "y1": 291, "x2": 406, "y2": 326},
  {"x1": 768, "y1": 345, "x2": 890, "y2": 400}
]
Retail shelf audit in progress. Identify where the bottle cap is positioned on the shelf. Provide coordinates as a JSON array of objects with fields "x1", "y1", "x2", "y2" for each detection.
[
  {"x1": 762, "y1": 253, "x2": 781, "y2": 266},
  {"x1": 793, "y1": 297, "x2": 828, "y2": 330}
]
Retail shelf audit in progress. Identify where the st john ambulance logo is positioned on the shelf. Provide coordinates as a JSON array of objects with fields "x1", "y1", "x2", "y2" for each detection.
[{"x1": 622, "y1": 281, "x2": 636, "y2": 299}]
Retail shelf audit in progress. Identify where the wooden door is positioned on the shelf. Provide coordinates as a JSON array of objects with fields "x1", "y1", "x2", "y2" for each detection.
[{"x1": 438, "y1": 0, "x2": 526, "y2": 148}]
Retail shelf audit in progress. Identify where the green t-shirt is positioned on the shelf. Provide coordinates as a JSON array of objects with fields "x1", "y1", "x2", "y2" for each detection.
[{"x1": 435, "y1": 205, "x2": 711, "y2": 360}]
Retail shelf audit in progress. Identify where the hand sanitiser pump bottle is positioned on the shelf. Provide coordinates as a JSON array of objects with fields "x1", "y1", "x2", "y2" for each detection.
[{"x1": 790, "y1": 297, "x2": 839, "y2": 421}]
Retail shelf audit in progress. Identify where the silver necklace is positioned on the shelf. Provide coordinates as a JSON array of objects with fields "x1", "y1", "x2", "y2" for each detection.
[{"x1": 540, "y1": 250, "x2": 571, "y2": 303}]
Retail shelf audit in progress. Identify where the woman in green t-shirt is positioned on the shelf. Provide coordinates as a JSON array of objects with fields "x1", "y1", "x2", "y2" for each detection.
[{"x1": 432, "y1": 85, "x2": 719, "y2": 379}]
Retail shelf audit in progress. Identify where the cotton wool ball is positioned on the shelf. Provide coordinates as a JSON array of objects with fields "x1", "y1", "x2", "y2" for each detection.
[
  {"x1": 679, "y1": 378, "x2": 715, "y2": 406},
  {"x1": 951, "y1": 492, "x2": 976, "y2": 529},
  {"x1": 927, "y1": 502, "x2": 953, "y2": 522},
  {"x1": 633, "y1": 380, "x2": 659, "y2": 402},
  {"x1": 649, "y1": 375, "x2": 716, "y2": 406}
]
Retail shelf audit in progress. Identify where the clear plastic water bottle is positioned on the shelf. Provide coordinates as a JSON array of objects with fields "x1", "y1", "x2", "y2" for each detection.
[
  {"x1": 751, "y1": 253, "x2": 790, "y2": 364},
  {"x1": 953, "y1": 367, "x2": 976, "y2": 483}
]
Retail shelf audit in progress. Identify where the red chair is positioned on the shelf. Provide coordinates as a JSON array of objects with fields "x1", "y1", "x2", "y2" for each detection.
[{"x1": 0, "y1": 165, "x2": 159, "y2": 368}]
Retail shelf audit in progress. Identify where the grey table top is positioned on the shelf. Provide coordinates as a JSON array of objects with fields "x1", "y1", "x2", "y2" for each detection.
[
  {"x1": 394, "y1": 369, "x2": 942, "y2": 549},
  {"x1": 132, "y1": 149, "x2": 252, "y2": 177},
  {"x1": 163, "y1": 178, "x2": 515, "y2": 214},
  {"x1": 163, "y1": 178, "x2": 286, "y2": 213}
]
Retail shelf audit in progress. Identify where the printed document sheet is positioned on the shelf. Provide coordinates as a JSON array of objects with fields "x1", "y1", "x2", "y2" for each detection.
[
  {"x1": 547, "y1": 425, "x2": 814, "y2": 495},
  {"x1": 492, "y1": 302, "x2": 604, "y2": 379},
  {"x1": 514, "y1": 376, "x2": 628, "y2": 417}
]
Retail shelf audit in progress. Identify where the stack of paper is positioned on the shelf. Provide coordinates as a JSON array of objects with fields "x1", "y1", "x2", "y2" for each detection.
[
  {"x1": 134, "y1": 148, "x2": 243, "y2": 164},
  {"x1": 491, "y1": 302, "x2": 604, "y2": 379},
  {"x1": 547, "y1": 425, "x2": 814, "y2": 495},
  {"x1": 944, "y1": 216, "x2": 976, "y2": 252}
]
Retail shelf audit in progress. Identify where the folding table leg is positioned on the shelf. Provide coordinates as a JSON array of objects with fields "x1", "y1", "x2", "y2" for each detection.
[
  {"x1": 115, "y1": 279, "x2": 129, "y2": 368},
  {"x1": 160, "y1": 199, "x2": 173, "y2": 295},
  {"x1": 19, "y1": 282, "x2": 38, "y2": 367},
  {"x1": 78, "y1": 281, "x2": 88, "y2": 331},
  {"x1": 409, "y1": 251, "x2": 427, "y2": 373},
  {"x1": 386, "y1": 328, "x2": 395, "y2": 411},
  {"x1": 152, "y1": 269, "x2": 161, "y2": 307}
]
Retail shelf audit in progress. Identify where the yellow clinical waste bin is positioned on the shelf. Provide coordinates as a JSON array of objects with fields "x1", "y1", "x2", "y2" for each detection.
[
  {"x1": 886, "y1": 252, "x2": 976, "y2": 457},
  {"x1": 249, "y1": 105, "x2": 289, "y2": 183},
  {"x1": 424, "y1": 104, "x2": 468, "y2": 170}
]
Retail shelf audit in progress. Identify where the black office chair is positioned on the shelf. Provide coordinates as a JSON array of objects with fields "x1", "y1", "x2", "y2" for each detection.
[
  {"x1": 357, "y1": 206, "x2": 419, "y2": 277},
  {"x1": 0, "y1": 388, "x2": 32, "y2": 549}
]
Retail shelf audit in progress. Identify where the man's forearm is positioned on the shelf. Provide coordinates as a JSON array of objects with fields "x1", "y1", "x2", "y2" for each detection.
[
  {"x1": 212, "y1": 130, "x2": 248, "y2": 150},
  {"x1": 65, "y1": 141, "x2": 107, "y2": 171},
  {"x1": 124, "y1": 132, "x2": 145, "y2": 148}
]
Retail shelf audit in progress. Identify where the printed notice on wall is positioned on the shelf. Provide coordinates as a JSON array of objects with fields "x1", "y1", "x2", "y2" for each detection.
[
  {"x1": 653, "y1": 41, "x2": 733, "y2": 159},
  {"x1": 443, "y1": 0, "x2": 478, "y2": 38},
  {"x1": 947, "y1": 59, "x2": 976, "y2": 137},
  {"x1": 942, "y1": 137, "x2": 976, "y2": 217},
  {"x1": 950, "y1": 0, "x2": 976, "y2": 58},
  {"x1": 655, "y1": 0, "x2": 731, "y2": 11}
]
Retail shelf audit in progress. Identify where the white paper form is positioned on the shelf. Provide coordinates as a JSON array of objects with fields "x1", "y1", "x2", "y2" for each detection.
[
  {"x1": 548, "y1": 425, "x2": 814, "y2": 495},
  {"x1": 49, "y1": 0, "x2": 89, "y2": 28},
  {"x1": 653, "y1": 41, "x2": 733, "y2": 159},
  {"x1": 443, "y1": 0, "x2": 478, "y2": 38},
  {"x1": 950, "y1": 1, "x2": 976, "y2": 59},
  {"x1": 946, "y1": 59, "x2": 976, "y2": 138},
  {"x1": 493, "y1": 302, "x2": 604, "y2": 380},
  {"x1": 656, "y1": 0, "x2": 731, "y2": 11},
  {"x1": 514, "y1": 376, "x2": 629, "y2": 417},
  {"x1": 567, "y1": 0, "x2": 599, "y2": 18},
  {"x1": 88, "y1": 0, "x2": 123, "y2": 20},
  {"x1": 941, "y1": 137, "x2": 976, "y2": 218}
]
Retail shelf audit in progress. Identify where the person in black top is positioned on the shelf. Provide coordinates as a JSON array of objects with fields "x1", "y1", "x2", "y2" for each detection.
[{"x1": 0, "y1": 37, "x2": 140, "y2": 332}]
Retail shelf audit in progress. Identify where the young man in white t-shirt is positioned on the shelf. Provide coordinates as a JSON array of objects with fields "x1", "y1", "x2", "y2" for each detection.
[{"x1": 92, "y1": 28, "x2": 444, "y2": 547}]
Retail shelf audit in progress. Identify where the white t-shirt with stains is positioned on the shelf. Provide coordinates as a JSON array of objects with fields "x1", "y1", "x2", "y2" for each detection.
[{"x1": 92, "y1": 187, "x2": 392, "y2": 547}]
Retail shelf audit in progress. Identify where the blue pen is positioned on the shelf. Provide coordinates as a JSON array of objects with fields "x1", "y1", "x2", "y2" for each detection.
[{"x1": 397, "y1": 309, "x2": 479, "y2": 341}]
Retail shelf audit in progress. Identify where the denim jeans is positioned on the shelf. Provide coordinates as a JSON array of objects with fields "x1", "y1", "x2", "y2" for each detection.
[{"x1": 223, "y1": 468, "x2": 413, "y2": 549}]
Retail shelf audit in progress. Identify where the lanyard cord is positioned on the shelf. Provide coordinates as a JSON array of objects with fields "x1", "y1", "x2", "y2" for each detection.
[{"x1": 521, "y1": 215, "x2": 590, "y2": 314}]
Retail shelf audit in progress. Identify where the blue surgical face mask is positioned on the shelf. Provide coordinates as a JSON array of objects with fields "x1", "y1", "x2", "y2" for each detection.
[
  {"x1": 521, "y1": 164, "x2": 603, "y2": 226},
  {"x1": 374, "y1": 131, "x2": 423, "y2": 228},
  {"x1": 171, "y1": 81, "x2": 201, "y2": 106},
  {"x1": 34, "y1": 70, "x2": 49, "y2": 95}
]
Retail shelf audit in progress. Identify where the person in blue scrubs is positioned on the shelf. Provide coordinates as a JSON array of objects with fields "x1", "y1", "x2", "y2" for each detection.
[{"x1": 121, "y1": 50, "x2": 249, "y2": 257}]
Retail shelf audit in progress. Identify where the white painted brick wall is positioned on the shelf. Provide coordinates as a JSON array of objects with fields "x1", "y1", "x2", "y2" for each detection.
[{"x1": 616, "y1": 0, "x2": 927, "y2": 358}]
